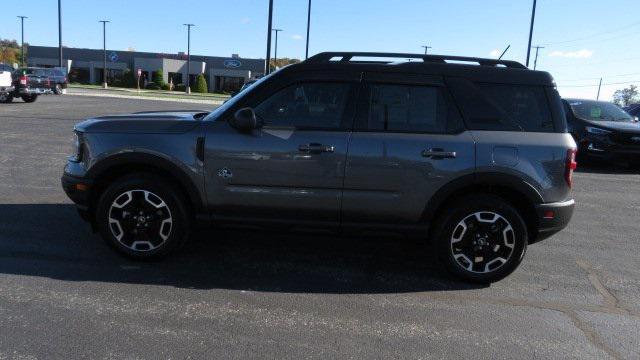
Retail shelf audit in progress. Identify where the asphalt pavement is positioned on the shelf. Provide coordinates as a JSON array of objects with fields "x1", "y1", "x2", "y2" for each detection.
[{"x1": 0, "y1": 95, "x2": 638, "y2": 359}]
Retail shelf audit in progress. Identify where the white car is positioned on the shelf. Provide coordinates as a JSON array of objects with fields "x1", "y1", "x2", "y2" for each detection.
[{"x1": 0, "y1": 64, "x2": 15, "y2": 103}]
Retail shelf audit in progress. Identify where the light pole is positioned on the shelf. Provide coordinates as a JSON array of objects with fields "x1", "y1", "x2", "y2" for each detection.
[
  {"x1": 525, "y1": 0, "x2": 537, "y2": 67},
  {"x1": 305, "y1": 0, "x2": 311, "y2": 59},
  {"x1": 272, "y1": 28, "x2": 283, "y2": 70},
  {"x1": 183, "y1": 23, "x2": 195, "y2": 94},
  {"x1": 532, "y1": 45, "x2": 544, "y2": 70},
  {"x1": 58, "y1": 0, "x2": 63, "y2": 68},
  {"x1": 265, "y1": 0, "x2": 274, "y2": 74},
  {"x1": 99, "y1": 20, "x2": 109, "y2": 88},
  {"x1": 17, "y1": 16, "x2": 27, "y2": 67},
  {"x1": 421, "y1": 45, "x2": 432, "y2": 55}
]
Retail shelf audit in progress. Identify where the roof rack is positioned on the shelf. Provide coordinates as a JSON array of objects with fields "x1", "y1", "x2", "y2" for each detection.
[{"x1": 305, "y1": 52, "x2": 528, "y2": 69}]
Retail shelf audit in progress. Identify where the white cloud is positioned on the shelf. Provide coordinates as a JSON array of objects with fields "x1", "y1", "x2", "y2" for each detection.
[
  {"x1": 488, "y1": 49, "x2": 501, "y2": 58},
  {"x1": 291, "y1": 34, "x2": 303, "y2": 40},
  {"x1": 240, "y1": 17, "x2": 251, "y2": 24},
  {"x1": 548, "y1": 49, "x2": 593, "y2": 59}
]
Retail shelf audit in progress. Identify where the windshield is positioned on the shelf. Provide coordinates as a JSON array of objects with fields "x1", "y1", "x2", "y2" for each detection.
[
  {"x1": 569, "y1": 100, "x2": 633, "y2": 122},
  {"x1": 203, "y1": 73, "x2": 274, "y2": 121},
  {"x1": 17, "y1": 68, "x2": 47, "y2": 77}
]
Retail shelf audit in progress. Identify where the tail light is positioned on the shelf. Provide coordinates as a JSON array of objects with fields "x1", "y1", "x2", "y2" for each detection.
[
  {"x1": 19, "y1": 76, "x2": 27, "y2": 85},
  {"x1": 565, "y1": 148, "x2": 578, "y2": 188}
]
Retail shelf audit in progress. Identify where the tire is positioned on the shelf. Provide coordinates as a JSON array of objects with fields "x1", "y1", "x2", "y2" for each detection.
[
  {"x1": 0, "y1": 93, "x2": 12, "y2": 103},
  {"x1": 95, "y1": 173, "x2": 191, "y2": 260},
  {"x1": 432, "y1": 194, "x2": 528, "y2": 283},
  {"x1": 21, "y1": 94, "x2": 38, "y2": 103},
  {"x1": 54, "y1": 84, "x2": 62, "y2": 95}
]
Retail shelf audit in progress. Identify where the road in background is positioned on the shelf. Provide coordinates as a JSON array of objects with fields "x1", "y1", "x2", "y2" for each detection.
[{"x1": 0, "y1": 96, "x2": 639, "y2": 359}]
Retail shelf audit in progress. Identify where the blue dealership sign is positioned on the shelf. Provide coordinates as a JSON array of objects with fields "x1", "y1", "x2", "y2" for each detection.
[
  {"x1": 224, "y1": 59, "x2": 242, "y2": 68},
  {"x1": 109, "y1": 51, "x2": 119, "y2": 62}
]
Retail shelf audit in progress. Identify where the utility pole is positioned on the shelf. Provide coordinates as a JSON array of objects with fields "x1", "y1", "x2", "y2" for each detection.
[
  {"x1": 498, "y1": 44, "x2": 511, "y2": 60},
  {"x1": 533, "y1": 45, "x2": 544, "y2": 70},
  {"x1": 525, "y1": 0, "x2": 537, "y2": 67},
  {"x1": 58, "y1": 0, "x2": 63, "y2": 68},
  {"x1": 596, "y1": 78, "x2": 603, "y2": 100},
  {"x1": 99, "y1": 20, "x2": 109, "y2": 88},
  {"x1": 421, "y1": 45, "x2": 432, "y2": 55},
  {"x1": 183, "y1": 24, "x2": 195, "y2": 94},
  {"x1": 265, "y1": 0, "x2": 274, "y2": 74},
  {"x1": 272, "y1": 28, "x2": 283, "y2": 69},
  {"x1": 17, "y1": 16, "x2": 27, "y2": 67},
  {"x1": 305, "y1": 0, "x2": 311, "y2": 59}
]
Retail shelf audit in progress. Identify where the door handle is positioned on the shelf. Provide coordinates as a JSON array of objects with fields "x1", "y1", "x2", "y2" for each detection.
[
  {"x1": 299, "y1": 143, "x2": 335, "y2": 154},
  {"x1": 422, "y1": 148, "x2": 456, "y2": 159}
]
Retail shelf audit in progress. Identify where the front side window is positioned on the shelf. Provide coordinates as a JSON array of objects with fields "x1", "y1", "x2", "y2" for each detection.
[
  {"x1": 366, "y1": 84, "x2": 448, "y2": 133},
  {"x1": 255, "y1": 82, "x2": 351, "y2": 129}
]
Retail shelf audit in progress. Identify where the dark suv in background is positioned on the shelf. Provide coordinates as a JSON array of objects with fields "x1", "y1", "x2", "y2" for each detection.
[
  {"x1": 564, "y1": 98, "x2": 640, "y2": 165},
  {"x1": 43, "y1": 68, "x2": 68, "y2": 94},
  {"x1": 62, "y1": 52, "x2": 577, "y2": 282}
]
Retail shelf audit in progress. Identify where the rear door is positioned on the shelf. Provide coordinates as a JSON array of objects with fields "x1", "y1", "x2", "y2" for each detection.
[
  {"x1": 204, "y1": 72, "x2": 360, "y2": 227},
  {"x1": 342, "y1": 72, "x2": 475, "y2": 225}
]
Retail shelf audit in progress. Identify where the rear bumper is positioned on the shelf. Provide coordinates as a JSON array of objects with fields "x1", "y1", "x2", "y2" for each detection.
[
  {"x1": 533, "y1": 199, "x2": 575, "y2": 243},
  {"x1": 18, "y1": 87, "x2": 53, "y2": 95},
  {"x1": 0, "y1": 86, "x2": 14, "y2": 94}
]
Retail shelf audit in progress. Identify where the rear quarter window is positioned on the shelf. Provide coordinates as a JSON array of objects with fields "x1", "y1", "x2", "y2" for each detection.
[{"x1": 447, "y1": 78, "x2": 556, "y2": 133}]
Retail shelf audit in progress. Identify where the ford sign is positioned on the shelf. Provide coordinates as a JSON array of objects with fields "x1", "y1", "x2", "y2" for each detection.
[{"x1": 224, "y1": 59, "x2": 242, "y2": 68}]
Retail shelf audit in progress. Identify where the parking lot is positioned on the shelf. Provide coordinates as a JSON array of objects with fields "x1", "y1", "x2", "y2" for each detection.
[{"x1": 0, "y1": 95, "x2": 639, "y2": 359}]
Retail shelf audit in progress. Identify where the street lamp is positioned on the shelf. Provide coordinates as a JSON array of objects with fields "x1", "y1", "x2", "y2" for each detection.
[
  {"x1": 265, "y1": 0, "x2": 274, "y2": 74},
  {"x1": 17, "y1": 16, "x2": 27, "y2": 67},
  {"x1": 421, "y1": 45, "x2": 432, "y2": 55},
  {"x1": 525, "y1": 0, "x2": 537, "y2": 67},
  {"x1": 183, "y1": 23, "x2": 195, "y2": 94},
  {"x1": 58, "y1": 0, "x2": 63, "y2": 68},
  {"x1": 272, "y1": 28, "x2": 283, "y2": 70},
  {"x1": 99, "y1": 20, "x2": 109, "y2": 88},
  {"x1": 305, "y1": 0, "x2": 311, "y2": 59}
]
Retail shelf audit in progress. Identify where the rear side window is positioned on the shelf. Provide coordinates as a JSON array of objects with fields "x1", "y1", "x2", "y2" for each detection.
[
  {"x1": 366, "y1": 84, "x2": 448, "y2": 133},
  {"x1": 447, "y1": 78, "x2": 555, "y2": 132}
]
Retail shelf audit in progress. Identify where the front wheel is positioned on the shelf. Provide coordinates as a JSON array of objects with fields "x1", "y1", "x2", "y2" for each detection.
[
  {"x1": 433, "y1": 194, "x2": 528, "y2": 283},
  {"x1": 21, "y1": 94, "x2": 38, "y2": 103},
  {"x1": 0, "y1": 93, "x2": 12, "y2": 103},
  {"x1": 95, "y1": 174, "x2": 191, "y2": 259},
  {"x1": 54, "y1": 84, "x2": 62, "y2": 95}
]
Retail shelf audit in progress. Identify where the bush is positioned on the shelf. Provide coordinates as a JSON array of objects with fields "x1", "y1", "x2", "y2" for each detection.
[
  {"x1": 174, "y1": 84, "x2": 186, "y2": 92},
  {"x1": 152, "y1": 69, "x2": 164, "y2": 88},
  {"x1": 145, "y1": 83, "x2": 160, "y2": 90},
  {"x1": 194, "y1": 73, "x2": 208, "y2": 93},
  {"x1": 161, "y1": 83, "x2": 171, "y2": 91}
]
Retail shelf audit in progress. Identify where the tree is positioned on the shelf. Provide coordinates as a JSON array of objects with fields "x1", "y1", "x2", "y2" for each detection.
[
  {"x1": 194, "y1": 73, "x2": 208, "y2": 93},
  {"x1": 612, "y1": 85, "x2": 639, "y2": 107},
  {"x1": 269, "y1": 57, "x2": 301, "y2": 72},
  {"x1": 152, "y1": 69, "x2": 164, "y2": 87},
  {"x1": 0, "y1": 38, "x2": 26, "y2": 65}
]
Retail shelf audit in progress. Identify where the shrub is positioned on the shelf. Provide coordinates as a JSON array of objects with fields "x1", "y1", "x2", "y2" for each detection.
[
  {"x1": 145, "y1": 82, "x2": 160, "y2": 90},
  {"x1": 174, "y1": 84, "x2": 186, "y2": 92},
  {"x1": 152, "y1": 69, "x2": 164, "y2": 88},
  {"x1": 161, "y1": 83, "x2": 171, "y2": 91},
  {"x1": 194, "y1": 73, "x2": 208, "y2": 93}
]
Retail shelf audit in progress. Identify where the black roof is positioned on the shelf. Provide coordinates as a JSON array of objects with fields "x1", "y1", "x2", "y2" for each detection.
[{"x1": 285, "y1": 52, "x2": 555, "y2": 86}]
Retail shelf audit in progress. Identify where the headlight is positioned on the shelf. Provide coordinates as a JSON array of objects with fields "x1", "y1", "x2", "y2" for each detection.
[
  {"x1": 69, "y1": 131, "x2": 83, "y2": 162},
  {"x1": 585, "y1": 126, "x2": 612, "y2": 135}
]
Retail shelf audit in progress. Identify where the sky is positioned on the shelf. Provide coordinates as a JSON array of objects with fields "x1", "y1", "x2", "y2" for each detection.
[{"x1": 1, "y1": 0, "x2": 639, "y2": 101}]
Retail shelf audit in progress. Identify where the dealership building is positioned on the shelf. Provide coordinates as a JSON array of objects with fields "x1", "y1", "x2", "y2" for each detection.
[{"x1": 27, "y1": 45, "x2": 265, "y2": 93}]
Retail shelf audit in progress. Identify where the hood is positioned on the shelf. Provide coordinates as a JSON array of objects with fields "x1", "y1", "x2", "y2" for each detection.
[
  {"x1": 583, "y1": 119, "x2": 640, "y2": 134},
  {"x1": 74, "y1": 110, "x2": 209, "y2": 134}
]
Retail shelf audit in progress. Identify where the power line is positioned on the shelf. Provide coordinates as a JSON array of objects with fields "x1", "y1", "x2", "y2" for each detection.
[
  {"x1": 540, "y1": 21, "x2": 640, "y2": 46},
  {"x1": 557, "y1": 72, "x2": 640, "y2": 82},
  {"x1": 558, "y1": 80, "x2": 640, "y2": 88}
]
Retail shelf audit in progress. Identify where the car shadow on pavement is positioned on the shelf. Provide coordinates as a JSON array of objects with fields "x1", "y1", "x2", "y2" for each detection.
[{"x1": 0, "y1": 204, "x2": 486, "y2": 293}]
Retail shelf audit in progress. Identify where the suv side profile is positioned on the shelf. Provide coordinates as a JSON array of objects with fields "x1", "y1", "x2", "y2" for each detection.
[{"x1": 62, "y1": 52, "x2": 577, "y2": 283}]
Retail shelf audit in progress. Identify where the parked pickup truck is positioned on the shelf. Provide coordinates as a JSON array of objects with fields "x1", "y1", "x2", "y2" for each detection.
[
  {"x1": 4, "y1": 67, "x2": 54, "y2": 103},
  {"x1": 0, "y1": 64, "x2": 14, "y2": 103}
]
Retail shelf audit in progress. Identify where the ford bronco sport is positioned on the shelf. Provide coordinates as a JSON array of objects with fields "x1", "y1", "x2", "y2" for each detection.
[{"x1": 62, "y1": 52, "x2": 577, "y2": 282}]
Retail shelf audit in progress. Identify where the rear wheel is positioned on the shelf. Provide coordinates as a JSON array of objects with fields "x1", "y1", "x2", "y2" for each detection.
[
  {"x1": 54, "y1": 84, "x2": 62, "y2": 95},
  {"x1": 21, "y1": 94, "x2": 38, "y2": 103},
  {"x1": 433, "y1": 194, "x2": 528, "y2": 283},
  {"x1": 96, "y1": 174, "x2": 191, "y2": 259}
]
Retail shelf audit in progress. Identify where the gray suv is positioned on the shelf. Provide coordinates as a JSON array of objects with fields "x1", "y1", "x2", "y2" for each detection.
[{"x1": 62, "y1": 52, "x2": 577, "y2": 282}]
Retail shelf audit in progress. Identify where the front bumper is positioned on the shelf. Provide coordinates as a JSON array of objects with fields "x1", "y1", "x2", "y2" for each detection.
[
  {"x1": 533, "y1": 199, "x2": 575, "y2": 243},
  {"x1": 61, "y1": 173, "x2": 92, "y2": 211},
  {"x1": 579, "y1": 136, "x2": 640, "y2": 161},
  {"x1": 0, "y1": 86, "x2": 14, "y2": 94}
]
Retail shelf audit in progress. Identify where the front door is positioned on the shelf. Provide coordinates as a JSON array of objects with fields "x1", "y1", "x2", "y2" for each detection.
[{"x1": 204, "y1": 80, "x2": 358, "y2": 226}]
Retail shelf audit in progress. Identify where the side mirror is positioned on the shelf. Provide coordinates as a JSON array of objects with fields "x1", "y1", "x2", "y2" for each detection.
[
  {"x1": 230, "y1": 107, "x2": 262, "y2": 132},
  {"x1": 634, "y1": 116, "x2": 639, "y2": 122}
]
